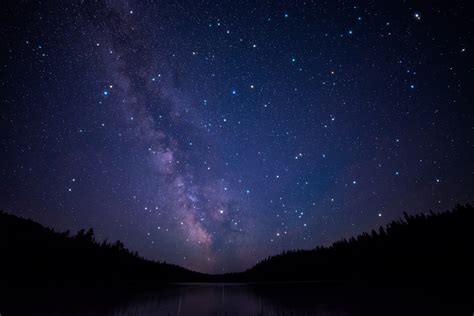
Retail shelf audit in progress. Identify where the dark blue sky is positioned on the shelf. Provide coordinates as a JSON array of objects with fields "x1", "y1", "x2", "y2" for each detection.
[{"x1": 1, "y1": 0, "x2": 473, "y2": 273}]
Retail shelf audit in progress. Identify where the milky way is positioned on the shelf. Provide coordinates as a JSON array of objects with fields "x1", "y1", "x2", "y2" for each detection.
[{"x1": 1, "y1": 1, "x2": 473, "y2": 273}]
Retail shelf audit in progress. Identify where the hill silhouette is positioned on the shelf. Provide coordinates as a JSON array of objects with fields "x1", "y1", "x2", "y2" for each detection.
[
  {"x1": 0, "y1": 211, "x2": 208, "y2": 289},
  {"x1": 240, "y1": 204, "x2": 473, "y2": 286},
  {"x1": 1, "y1": 204, "x2": 473, "y2": 289}
]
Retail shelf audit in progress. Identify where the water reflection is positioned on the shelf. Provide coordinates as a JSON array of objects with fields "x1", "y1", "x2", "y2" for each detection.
[
  {"x1": 109, "y1": 283, "x2": 466, "y2": 316},
  {"x1": 2, "y1": 283, "x2": 469, "y2": 315}
]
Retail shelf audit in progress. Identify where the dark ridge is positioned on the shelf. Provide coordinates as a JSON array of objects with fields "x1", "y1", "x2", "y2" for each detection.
[
  {"x1": 1, "y1": 204, "x2": 473, "y2": 288},
  {"x1": 0, "y1": 211, "x2": 208, "y2": 289},
  {"x1": 237, "y1": 203, "x2": 473, "y2": 286}
]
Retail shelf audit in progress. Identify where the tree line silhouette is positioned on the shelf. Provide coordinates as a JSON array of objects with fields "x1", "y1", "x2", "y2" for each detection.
[
  {"x1": 1, "y1": 204, "x2": 472, "y2": 288},
  {"x1": 0, "y1": 211, "x2": 207, "y2": 288},
  {"x1": 240, "y1": 204, "x2": 473, "y2": 286}
]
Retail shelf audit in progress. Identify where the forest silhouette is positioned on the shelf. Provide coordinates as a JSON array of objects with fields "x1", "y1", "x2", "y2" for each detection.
[
  {"x1": 242, "y1": 204, "x2": 473, "y2": 286},
  {"x1": 1, "y1": 204, "x2": 472, "y2": 288},
  {"x1": 0, "y1": 211, "x2": 208, "y2": 288}
]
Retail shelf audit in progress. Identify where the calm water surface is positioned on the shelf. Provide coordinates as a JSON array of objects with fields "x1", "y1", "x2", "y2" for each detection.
[{"x1": 3, "y1": 283, "x2": 470, "y2": 315}]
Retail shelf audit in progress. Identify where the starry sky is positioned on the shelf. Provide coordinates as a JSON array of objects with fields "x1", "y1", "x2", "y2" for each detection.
[{"x1": 1, "y1": 1, "x2": 473, "y2": 273}]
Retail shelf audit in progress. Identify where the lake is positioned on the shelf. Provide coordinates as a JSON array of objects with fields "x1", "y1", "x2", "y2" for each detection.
[{"x1": 2, "y1": 282, "x2": 470, "y2": 315}]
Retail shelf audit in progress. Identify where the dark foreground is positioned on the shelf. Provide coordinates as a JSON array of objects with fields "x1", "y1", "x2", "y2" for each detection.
[
  {"x1": 2, "y1": 205, "x2": 473, "y2": 287},
  {"x1": 1, "y1": 205, "x2": 473, "y2": 314},
  {"x1": 1, "y1": 282, "x2": 471, "y2": 316}
]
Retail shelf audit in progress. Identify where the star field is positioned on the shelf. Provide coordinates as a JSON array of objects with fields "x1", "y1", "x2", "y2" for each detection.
[{"x1": 1, "y1": 1, "x2": 473, "y2": 273}]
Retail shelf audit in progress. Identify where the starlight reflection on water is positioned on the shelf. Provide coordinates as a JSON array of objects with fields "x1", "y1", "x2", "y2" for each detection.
[
  {"x1": 3, "y1": 283, "x2": 468, "y2": 316},
  {"x1": 108, "y1": 283, "x2": 463, "y2": 316}
]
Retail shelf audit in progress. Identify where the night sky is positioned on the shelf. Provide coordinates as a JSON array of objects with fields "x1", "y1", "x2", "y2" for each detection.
[{"x1": 1, "y1": 1, "x2": 473, "y2": 273}]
